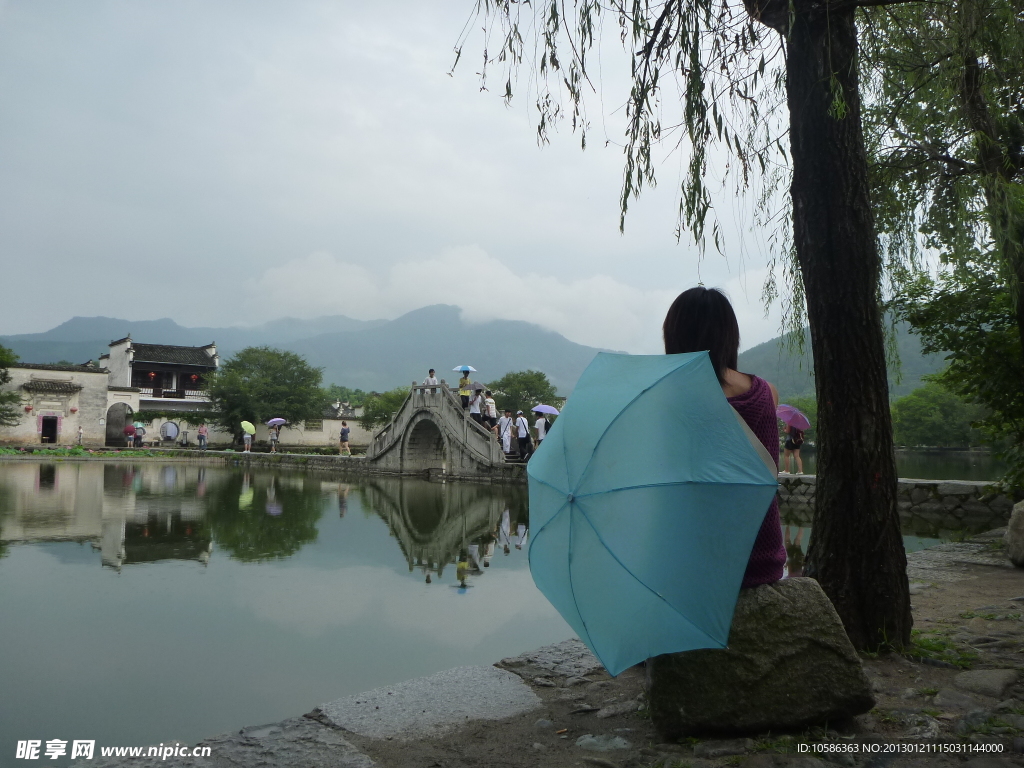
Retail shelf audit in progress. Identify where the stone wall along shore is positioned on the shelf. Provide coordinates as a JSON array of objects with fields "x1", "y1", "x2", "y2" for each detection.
[{"x1": 779, "y1": 475, "x2": 1020, "y2": 536}]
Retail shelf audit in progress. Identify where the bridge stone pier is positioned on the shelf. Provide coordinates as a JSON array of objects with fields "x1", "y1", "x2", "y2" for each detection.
[{"x1": 364, "y1": 382, "x2": 518, "y2": 480}]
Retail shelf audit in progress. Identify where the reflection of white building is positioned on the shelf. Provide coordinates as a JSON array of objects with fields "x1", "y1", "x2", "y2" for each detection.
[
  {"x1": 0, "y1": 462, "x2": 212, "y2": 569},
  {"x1": 0, "y1": 363, "x2": 110, "y2": 446}
]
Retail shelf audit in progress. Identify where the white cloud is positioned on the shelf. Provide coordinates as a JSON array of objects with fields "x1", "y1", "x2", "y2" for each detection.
[
  {"x1": 244, "y1": 247, "x2": 780, "y2": 354},
  {"x1": 230, "y1": 564, "x2": 563, "y2": 648}
]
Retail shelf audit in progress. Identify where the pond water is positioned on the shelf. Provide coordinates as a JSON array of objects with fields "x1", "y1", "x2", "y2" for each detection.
[
  {"x1": 0, "y1": 461, "x2": 570, "y2": 760},
  {"x1": 791, "y1": 448, "x2": 1005, "y2": 481},
  {"x1": 0, "y1": 455, "x2": 1007, "y2": 759}
]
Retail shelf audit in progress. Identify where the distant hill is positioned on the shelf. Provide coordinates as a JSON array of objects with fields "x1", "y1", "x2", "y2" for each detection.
[
  {"x1": 0, "y1": 306, "x2": 608, "y2": 395},
  {"x1": 737, "y1": 322, "x2": 946, "y2": 400},
  {"x1": 2, "y1": 308, "x2": 944, "y2": 398}
]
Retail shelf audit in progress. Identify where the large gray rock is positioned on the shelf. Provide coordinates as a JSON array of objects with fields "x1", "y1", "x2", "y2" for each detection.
[
  {"x1": 954, "y1": 669, "x2": 1019, "y2": 699},
  {"x1": 645, "y1": 577, "x2": 874, "y2": 739},
  {"x1": 1003, "y1": 501, "x2": 1024, "y2": 567}
]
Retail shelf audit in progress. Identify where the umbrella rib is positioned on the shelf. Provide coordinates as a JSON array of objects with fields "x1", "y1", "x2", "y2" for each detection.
[
  {"x1": 571, "y1": 361, "x2": 696, "y2": 495},
  {"x1": 571, "y1": 502, "x2": 725, "y2": 650},
  {"x1": 574, "y1": 479, "x2": 775, "y2": 499},
  {"x1": 565, "y1": 505, "x2": 599, "y2": 656}
]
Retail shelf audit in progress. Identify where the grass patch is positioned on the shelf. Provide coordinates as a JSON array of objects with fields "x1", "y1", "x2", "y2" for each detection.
[
  {"x1": 919, "y1": 687, "x2": 939, "y2": 697},
  {"x1": 909, "y1": 629, "x2": 978, "y2": 668}
]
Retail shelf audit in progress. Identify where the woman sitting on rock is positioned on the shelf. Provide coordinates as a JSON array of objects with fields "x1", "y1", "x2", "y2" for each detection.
[{"x1": 663, "y1": 286, "x2": 786, "y2": 588}]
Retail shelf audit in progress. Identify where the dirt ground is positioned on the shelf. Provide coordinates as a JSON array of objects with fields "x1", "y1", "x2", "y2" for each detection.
[{"x1": 342, "y1": 532, "x2": 1024, "y2": 768}]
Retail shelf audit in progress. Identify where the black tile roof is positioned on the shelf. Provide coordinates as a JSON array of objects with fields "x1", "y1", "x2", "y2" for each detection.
[
  {"x1": 13, "y1": 362, "x2": 108, "y2": 374},
  {"x1": 22, "y1": 380, "x2": 84, "y2": 394},
  {"x1": 132, "y1": 344, "x2": 217, "y2": 367}
]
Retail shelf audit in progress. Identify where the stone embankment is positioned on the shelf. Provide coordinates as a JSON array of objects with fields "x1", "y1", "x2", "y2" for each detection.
[{"x1": 781, "y1": 475, "x2": 1020, "y2": 534}]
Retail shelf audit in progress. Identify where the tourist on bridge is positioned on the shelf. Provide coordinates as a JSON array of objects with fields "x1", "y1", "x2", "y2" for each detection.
[
  {"x1": 469, "y1": 388, "x2": 485, "y2": 424},
  {"x1": 498, "y1": 409, "x2": 514, "y2": 454},
  {"x1": 422, "y1": 369, "x2": 439, "y2": 394},
  {"x1": 533, "y1": 413, "x2": 550, "y2": 445},
  {"x1": 484, "y1": 391, "x2": 498, "y2": 428},
  {"x1": 515, "y1": 410, "x2": 533, "y2": 461},
  {"x1": 458, "y1": 369, "x2": 472, "y2": 408}
]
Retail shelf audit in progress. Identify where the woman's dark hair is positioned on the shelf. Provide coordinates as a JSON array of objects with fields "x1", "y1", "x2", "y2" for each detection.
[{"x1": 662, "y1": 287, "x2": 740, "y2": 383}]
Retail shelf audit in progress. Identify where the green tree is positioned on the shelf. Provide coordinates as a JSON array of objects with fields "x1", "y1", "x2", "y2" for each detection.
[
  {"x1": 898, "y1": 264, "x2": 1024, "y2": 486},
  {"x1": 891, "y1": 381, "x2": 986, "y2": 448},
  {"x1": 204, "y1": 473, "x2": 324, "y2": 561},
  {"x1": 324, "y1": 384, "x2": 368, "y2": 408},
  {"x1": 459, "y1": 0, "x2": 911, "y2": 647},
  {"x1": 0, "y1": 344, "x2": 22, "y2": 427},
  {"x1": 359, "y1": 387, "x2": 410, "y2": 431},
  {"x1": 486, "y1": 370, "x2": 560, "y2": 417},
  {"x1": 206, "y1": 347, "x2": 327, "y2": 438},
  {"x1": 862, "y1": 0, "x2": 1024, "y2": 367}
]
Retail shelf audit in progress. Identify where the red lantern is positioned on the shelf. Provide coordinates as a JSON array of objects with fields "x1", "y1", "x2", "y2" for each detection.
[
  {"x1": 70, "y1": 407, "x2": 78, "y2": 414},
  {"x1": 24, "y1": 405, "x2": 33, "y2": 412}
]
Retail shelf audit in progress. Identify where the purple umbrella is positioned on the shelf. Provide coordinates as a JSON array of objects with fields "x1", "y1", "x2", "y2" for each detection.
[
  {"x1": 531, "y1": 404, "x2": 560, "y2": 415},
  {"x1": 776, "y1": 404, "x2": 811, "y2": 431},
  {"x1": 266, "y1": 418, "x2": 287, "y2": 427}
]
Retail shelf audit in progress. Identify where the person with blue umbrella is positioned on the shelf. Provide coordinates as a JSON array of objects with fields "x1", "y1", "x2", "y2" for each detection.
[{"x1": 527, "y1": 286, "x2": 784, "y2": 675}]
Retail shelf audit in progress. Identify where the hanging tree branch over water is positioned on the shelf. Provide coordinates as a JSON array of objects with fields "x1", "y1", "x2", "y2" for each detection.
[{"x1": 456, "y1": 0, "x2": 914, "y2": 648}]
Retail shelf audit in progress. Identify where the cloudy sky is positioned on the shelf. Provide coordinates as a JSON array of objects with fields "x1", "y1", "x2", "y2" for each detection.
[{"x1": 0, "y1": 0, "x2": 784, "y2": 354}]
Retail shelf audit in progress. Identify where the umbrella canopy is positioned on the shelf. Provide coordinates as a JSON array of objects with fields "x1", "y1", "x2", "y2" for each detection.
[
  {"x1": 527, "y1": 351, "x2": 778, "y2": 676},
  {"x1": 123, "y1": 425, "x2": 136, "y2": 436},
  {"x1": 471, "y1": 381, "x2": 485, "y2": 392},
  {"x1": 266, "y1": 418, "x2": 287, "y2": 427},
  {"x1": 453, "y1": 365, "x2": 477, "y2": 372},
  {"x1": 240, "y1": 421, "x2": 256, "y2": 435},
  {"x1": 532, "y1": 404, "x2": 560, "y2": 415},
  {"x1": 133, "y1": 422, "x2": 145, "y2": 429},
  {"x1": 776, "y1": 404, "x2": 811, "y2": 431}
]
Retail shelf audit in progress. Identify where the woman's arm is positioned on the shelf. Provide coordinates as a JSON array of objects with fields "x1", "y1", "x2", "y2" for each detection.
[{"x1": 768, "y1": 381, "x2": 779, "y2": 408}]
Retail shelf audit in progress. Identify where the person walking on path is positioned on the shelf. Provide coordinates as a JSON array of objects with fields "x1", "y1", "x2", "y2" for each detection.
[
  {"x1": 423, "y1": 369, "x2": 439, "y2": 394},
  {"x1": 269, "y1": 425, "x2": 280, "y2": 453},
  {"x1": 77, "y1": 425, "x2": 84, "y2": 445},
  {"x1": 458, "y1": 370, "x2": 473, "y2": 408},
  {"x1": 782, "y1": 425, "x2": 804, "y2": 474},
  {"x1": 515, "y1": 410, "x2": 533, "y2": 461},
  {"x1": 242, "y1": 431, "x2": 252, "y2": 452},
  {"x1": 340, "y1": 421, "x2": 351, "y2": 456},
  {"x1": 663, "y1": 285, "x2": 785, "y2": 588},
  {"x1": 498, "y1": 409, "x2": 514, "y2": 454},
  {"x1": 197, "y1": 424, "x2": 208, "y2": 450}
]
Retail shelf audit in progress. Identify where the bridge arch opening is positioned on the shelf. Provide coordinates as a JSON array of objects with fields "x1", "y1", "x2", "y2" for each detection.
[{"x1": 403, "y1": 417, "x2": 447, "y2": 474}]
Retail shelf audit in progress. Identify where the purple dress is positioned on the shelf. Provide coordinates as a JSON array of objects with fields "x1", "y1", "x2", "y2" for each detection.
[{"x1": 727, "y1": 375, "x2": 786, "y2": 588}]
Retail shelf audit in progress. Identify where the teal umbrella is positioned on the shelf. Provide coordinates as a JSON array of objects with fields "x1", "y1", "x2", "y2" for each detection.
[{"x1": 527, "y1": 351, "x2": 778, "y2": 676}]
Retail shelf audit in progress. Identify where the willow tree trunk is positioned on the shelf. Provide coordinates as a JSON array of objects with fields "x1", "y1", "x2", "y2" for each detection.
[{"x1": 777, "y1": 4, "x2": 911, "y2": 648}]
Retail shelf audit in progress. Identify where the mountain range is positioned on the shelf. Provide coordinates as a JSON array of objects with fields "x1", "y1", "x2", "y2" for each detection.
[
  {"x1": 0, "y1": 306, "x2": 610, "y2": 395},
  {"x1": 1, "y1": 306, "x2": 944, "y2": 398}
]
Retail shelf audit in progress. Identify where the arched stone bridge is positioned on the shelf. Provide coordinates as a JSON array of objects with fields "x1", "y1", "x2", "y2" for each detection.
[{"x1": 364, "y1": 382, "x2": 517, "y2": 480}]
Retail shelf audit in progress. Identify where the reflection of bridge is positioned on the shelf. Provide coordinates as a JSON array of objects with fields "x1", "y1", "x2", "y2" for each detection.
[
  {"x1": 364, "y1": 383, "x2": 510, "y2": 479},
  {"x1": 360, "y1": 478, "x2": 525, "y2": 578}
]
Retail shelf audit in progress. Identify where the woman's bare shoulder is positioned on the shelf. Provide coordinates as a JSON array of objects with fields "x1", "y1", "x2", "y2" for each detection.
[{"x1": 721, "y1": 369, "x2": 753, "y2": 398}]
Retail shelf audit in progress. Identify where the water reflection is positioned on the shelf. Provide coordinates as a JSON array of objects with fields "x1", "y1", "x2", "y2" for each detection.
[
  {"x1": 357, "y1": 478, "x2": 528, "y2": 589},
  {"x1": 0, "y1": 462, "x2": 529, "y2": 592}
]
